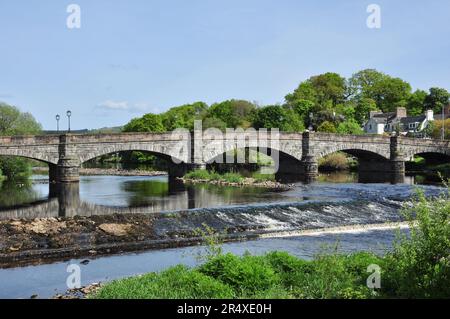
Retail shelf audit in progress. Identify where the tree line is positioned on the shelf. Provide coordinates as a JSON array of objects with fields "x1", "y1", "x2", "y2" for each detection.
[{"x1": 123, "y1": 69, "x2": 450, "y2": 135}]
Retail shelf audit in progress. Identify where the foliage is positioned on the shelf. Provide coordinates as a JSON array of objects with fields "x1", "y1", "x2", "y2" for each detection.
[
  {"x1": 348, "y1": 69, "x2": 412, "y2": 113},
  {"x1": 0, "y1": 103, "x2": 42, "y2": 135},
  {"x1": 0, "y1": 103, "x2": 42, "y2": 180},
  {"x1": 253, "y1": 105, "x2": 304, "y2": 132},
  {"x1": 205, "y1": 100, "x2": 257, "y2": 129},
  {"x1": 383, "y1": 186, "x2": 450, "y2": 298},
  {"x1": 318, "y1": 152, "x2": 351, "y2": 171},
  {"x1": 336, "y1": 119, "x2": 363, "y2": 135},
  {"x1": 317, "y1": 121, "x2": 337, "y2": 133},
  {"x1": 430, "y1": 119, "x2": 450, "y2": 139},
  {"x1": 92, "y1": 265, "x2": 234, "y2": 299},
  {"x1": 184, "y1": 170, "x2": 244, "y2": 183},
  {"x1": 122, "y1": 113, "x2": 165, "y2": 132},
  {"x1": 162, "y1": 102, "x2": 207, "y2": 131},
  {"x1": 424, "y1": 87, "x2": 450, "y2": 114}
]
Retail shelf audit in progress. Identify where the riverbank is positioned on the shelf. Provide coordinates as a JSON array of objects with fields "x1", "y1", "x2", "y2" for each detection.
[{"x1": 81, "y1": 188, "x2": 450, "y2": 299}]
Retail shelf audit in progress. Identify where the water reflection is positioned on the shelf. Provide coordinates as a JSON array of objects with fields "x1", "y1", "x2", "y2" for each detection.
[
  {"x1": 0, "y1": 172, "x2": 442, "y2": 220},
  {"x1": 0, "y1": 176, "x2": 290, "y2": 220}
]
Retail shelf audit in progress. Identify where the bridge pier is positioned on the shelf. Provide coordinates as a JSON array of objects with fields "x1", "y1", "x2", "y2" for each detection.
[{"x1": 300, "y1": 156, "x2": 318, "y2": 183}]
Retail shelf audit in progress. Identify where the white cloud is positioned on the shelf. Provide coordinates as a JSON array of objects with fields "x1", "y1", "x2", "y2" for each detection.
[
  {"x1": 98, "y1": 100, "x2": 130, "y2": 111},
  {"x1": 97, "y1": 100, "x2": 159, "y2": 114}
]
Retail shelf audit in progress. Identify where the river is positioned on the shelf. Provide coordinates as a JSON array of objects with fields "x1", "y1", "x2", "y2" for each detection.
[{"x1": 0, "y1": 172, "x2": 445, "y2": 298}]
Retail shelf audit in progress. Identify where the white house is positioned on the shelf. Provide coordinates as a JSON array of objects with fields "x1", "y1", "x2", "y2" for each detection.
[{"x1": 364, "y1": 107, "x2": 434, "y2": 135}]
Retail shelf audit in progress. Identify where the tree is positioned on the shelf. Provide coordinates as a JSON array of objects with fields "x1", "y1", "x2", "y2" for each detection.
[
  {"x1": 407, "y1": 90, "x2": 427, "y2": 116},
  {"x1": 161, "y1": 102, "x2": 207, "y2": 131},
  {"x1": 253, "y1": 105, "x2": 304, "y2": 132},
  {"x1": 122, "y1": 113, "x2": 165, "y2": 132},
  {"x1": 0, "y1": 103, "x2": 42, "y2": 180},
  {"x1": 317, "y1": 121, "x2": 337, "y2": 133},
  {"x1": 348, "y1": 69, "x2": 412, "y2": 113},
  {"x1": 424, "y1": 88, "x2": 450, "y2": 114},
  {"x1": 205, "y1": 100, "x2": 256, "y2": 128},
  {"x1": 336, "y1": 119, "x2": 364, "y2": 135},
  {"x1": 0, "y1": 103, "x2": 42, "y2": 135},
  {"x1": 286, "y1": 73, "x2": 346, "y2": 112},
  {"x1": 354, "y1": 98, "x2": 378, "y2": 125}
]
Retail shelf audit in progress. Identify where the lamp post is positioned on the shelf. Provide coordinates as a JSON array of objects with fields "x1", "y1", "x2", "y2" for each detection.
[
  {"x1": 308, "y1": 112, "x2": 314, "y2": 131},
  {"x1": 442, "y1": 105, "x2": 445, "y2": 141},
  {"x1": 55, "y1": 114, "x2": 60, "y2": 132},
  {"x1": 66, "y1": 110, "x2": 72, "y2": 133}
]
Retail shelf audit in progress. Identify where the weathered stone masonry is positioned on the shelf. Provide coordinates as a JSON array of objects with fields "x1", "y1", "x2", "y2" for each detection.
[{"x1": 0, "y1": 132, "x2": 449, "y2": 183}]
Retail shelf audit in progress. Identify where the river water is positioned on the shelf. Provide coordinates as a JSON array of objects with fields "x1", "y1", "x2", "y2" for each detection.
[{"x1": 0, "y1": 172, "x2": 445, "y2": 298}]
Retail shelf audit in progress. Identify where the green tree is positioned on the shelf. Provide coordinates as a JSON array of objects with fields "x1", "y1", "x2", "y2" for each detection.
[
  {"x1": 161, "y1": 102, "x2": 207, "y2": 131},
  {"x1": 286, "y1": 73, "x2": 347, "y2": 112},
  {"x1": 0, "y1": 103, "x2": 42, "y2": 180},
  {"x1": 0, "y1": 103, "x2": 42, "y2": 135},
  {"x1": 205, "y1": 100, "x2": 256, "y2": 128},
  {"x1": 317, "y1": 121, "x2": 337, "y2": 133},
  {"x1": 424, "y1": 87, "x2": 450, "y2": 114},
  {"x1": 253, "y1": 105, "x2": 304, "y2": 132},
  {"x1": 348, "y1": 69, "x2": 412, "y2": 113},
  {"x1": 354, "y1": 98, "x2": 378, "y2": 125},
  {"x1": 122, "y1": 113, "x2": 165, "y2": 132},
  {"x1": 336, "y1": 119, "x2": 363, "y2": 135},
  {"x1": 407, "y1": 90, "x2": 427, "y2": 116}
]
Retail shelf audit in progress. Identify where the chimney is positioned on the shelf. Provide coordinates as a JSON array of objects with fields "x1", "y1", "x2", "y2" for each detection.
[
  {"x1": 396, "y1": 107, "x2": 407, "y2": 119},
  {"x1": 369, "y1": 110, "x2": 382, "y2": 118},
  {"x1": 425, "y1": 110, "x2": 434, "y2": 121}
]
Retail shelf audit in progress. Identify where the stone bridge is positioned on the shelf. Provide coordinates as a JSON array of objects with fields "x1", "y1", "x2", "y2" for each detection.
[{"x1": 0, "y1": 132, "x2": 449, "y2": 183}]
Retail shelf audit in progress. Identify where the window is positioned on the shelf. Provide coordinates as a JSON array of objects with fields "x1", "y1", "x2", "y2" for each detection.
[{"x1": 409, "y1": 123, "x2": 418, "y2": 129}]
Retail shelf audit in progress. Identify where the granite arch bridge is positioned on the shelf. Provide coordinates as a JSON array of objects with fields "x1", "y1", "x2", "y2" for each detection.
[{"x1": 0, "y1": 132, "x2": 449, "y2": 183}]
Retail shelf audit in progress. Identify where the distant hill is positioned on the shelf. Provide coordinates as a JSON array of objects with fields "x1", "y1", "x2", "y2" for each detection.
[{"x1": 43, "y1": 127, "x2": 123, "y2": 135}]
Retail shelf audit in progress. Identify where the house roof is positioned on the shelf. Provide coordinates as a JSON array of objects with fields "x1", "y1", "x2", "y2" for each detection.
[{"x1": 399, "y1": 115, "x2": 426, "y2": 126}]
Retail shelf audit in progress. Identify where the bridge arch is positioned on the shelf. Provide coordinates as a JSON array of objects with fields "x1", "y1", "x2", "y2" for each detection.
[
  {"x1": 314, "y1": 145, "x2": 390, "y2": 162},
  {"x1": 78, "y1": 144, "x2": 187, "y2": 165},
  {"x1": 0, "y1": 150, "x2": 58, "y2": 165}
]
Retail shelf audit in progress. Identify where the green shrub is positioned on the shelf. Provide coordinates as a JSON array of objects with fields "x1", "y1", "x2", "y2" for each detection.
[
  {"x1": 222, "y1": 172, "x2": 244, "y2": 183},
  {"x1": 184, "y1": 169, "x2": 211, "y2": 180},
  {"x1": 199, "y1": 253, "x2": 280, "y2": 296},
  {"x1": 383, "y1": 186, "x2": 450, "y2": 298},
  {"x1": 318, "y1": 152, "x2": 351, "y2": 171},
  {"x1": 93, "y1": 265, "x2": 234, "y2": 299}
]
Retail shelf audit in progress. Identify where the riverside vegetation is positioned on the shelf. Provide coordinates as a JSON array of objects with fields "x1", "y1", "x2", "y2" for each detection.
[{"x1": 91, "y1": 185, "x2": 450, "y2": 299}]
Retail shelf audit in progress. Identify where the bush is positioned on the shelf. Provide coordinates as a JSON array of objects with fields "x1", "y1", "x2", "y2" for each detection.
[
  {"x1": 222, "y1": 172, "x2": 244, "y2": 183},
  {"x1": 93, "y1": 265, "x2": 234, "y2": 299},
  {"x1": 184, "y1": 170, "x2": 243, "y2": 183},
  {"x1": 383, "y1": 186, "x2": 450, "y2": 298},
  {"x1": 318, "y1": 152, "x2": 351, "y2": 171},
  {"x1": 317, "y1": 121, "x2": 337, "y2": 133},
  {"x1": 199, "y1": 253, "x2": 280, "y2": 296}
]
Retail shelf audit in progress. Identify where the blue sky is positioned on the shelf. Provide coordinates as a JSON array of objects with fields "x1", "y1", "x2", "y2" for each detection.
[{"x1": 0, "y1": 0, "x2": 449, "y2": 130}]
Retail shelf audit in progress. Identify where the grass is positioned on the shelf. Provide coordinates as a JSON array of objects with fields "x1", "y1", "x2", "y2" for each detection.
[
  {"x1": 184, "y1": 170, "x2": 244, "y2": 183},
  {"x1": 91, "y1": 184, "x2": 450, "y2": 299},
  {"x1": 92, "y1": 251, "x2": 381, "y2": 299},
  {"x1": 184, "y1": 170, "x2": 276, "y2": 184}
]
